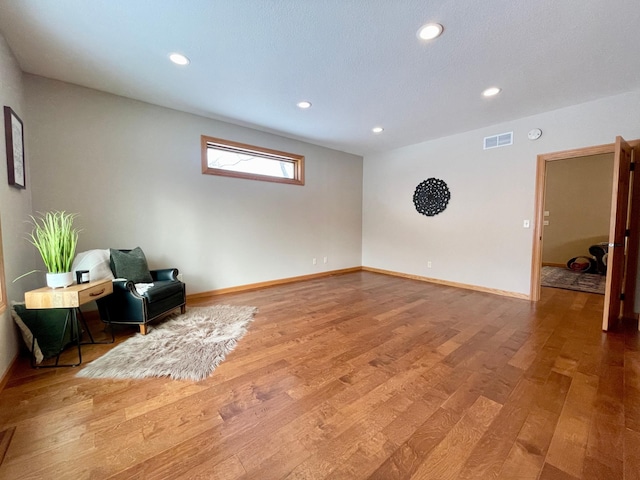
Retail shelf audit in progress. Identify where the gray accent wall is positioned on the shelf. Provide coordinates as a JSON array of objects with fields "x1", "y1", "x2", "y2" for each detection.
[
  {"x1": 0, "y1": 33, "x2": 37, "y2": 377},
  {"x1": 24, "y1": 75, "x2": 364, "y2": 296}
]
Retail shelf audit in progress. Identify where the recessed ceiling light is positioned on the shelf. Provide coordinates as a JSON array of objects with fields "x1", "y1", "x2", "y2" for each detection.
[
  {"x1": 417, "y1": 23, "x2": 443, "y2": 40},
  {"x1": 372, "y1": 127, "x2": 384, "y2": 134},
  {"x1": 169, "y1": 53, "x2": 190, "y2": 66},
  {"x1": 297, "y1": 101, "x2": 312, "y2": 109},
  {"x1": 482, "y1": 87, "x2": 501, "y2": 97}
]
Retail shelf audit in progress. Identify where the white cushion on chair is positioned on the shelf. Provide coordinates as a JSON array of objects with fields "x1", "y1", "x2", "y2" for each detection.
[{"x1": 71, "y1": 249, "x2": 115, "y2": 282}]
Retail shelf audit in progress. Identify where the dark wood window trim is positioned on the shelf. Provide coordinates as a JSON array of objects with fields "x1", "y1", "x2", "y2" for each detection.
[{"x1": 201, "y1": 135, "x2": 305, "y2": 186}]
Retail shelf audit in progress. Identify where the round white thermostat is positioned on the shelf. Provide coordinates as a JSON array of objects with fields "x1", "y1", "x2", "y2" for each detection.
[{"x1": 528, "y1": 128, "x2": 542, "y2": 140}]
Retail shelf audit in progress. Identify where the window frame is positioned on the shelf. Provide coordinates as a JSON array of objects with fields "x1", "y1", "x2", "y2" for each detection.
[{"x1": 201, "y1": 135, "x2": 305, "y2": 186}]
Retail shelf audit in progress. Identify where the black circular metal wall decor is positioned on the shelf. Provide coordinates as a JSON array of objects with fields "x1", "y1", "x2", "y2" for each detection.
[{"x1": 413, "y1": 178, "x2": 450, "y2": 216}]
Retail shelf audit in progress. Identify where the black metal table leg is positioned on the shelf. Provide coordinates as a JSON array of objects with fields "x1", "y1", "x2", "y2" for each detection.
[{"x1": 77, "y1": 308, "x2": 114, "y2": 344}]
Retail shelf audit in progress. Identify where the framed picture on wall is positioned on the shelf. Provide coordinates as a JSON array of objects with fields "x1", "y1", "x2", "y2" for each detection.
[{"x1": 4, "y1": 106, "x2": 26, "y2": 189}]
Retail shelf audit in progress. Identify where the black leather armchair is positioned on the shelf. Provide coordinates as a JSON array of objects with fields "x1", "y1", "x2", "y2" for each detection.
[{"x1": 96, "y1": 267, "x2": 186, "y2": 335}]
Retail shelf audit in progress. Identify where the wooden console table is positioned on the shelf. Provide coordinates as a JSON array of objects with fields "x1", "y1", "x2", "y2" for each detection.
[{"x1": 24, "y1": 279, "x2": 113, "y2": 367}]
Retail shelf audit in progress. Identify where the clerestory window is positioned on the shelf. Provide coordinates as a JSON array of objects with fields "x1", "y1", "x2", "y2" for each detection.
[{"x1": 201, "y1": 135, "x2": 304, "y2": 186}]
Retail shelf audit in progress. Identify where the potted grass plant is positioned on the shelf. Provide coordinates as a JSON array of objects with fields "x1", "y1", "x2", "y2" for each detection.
[{"x1": 15, "y1": 211, "x2": 80, "y2": 288}]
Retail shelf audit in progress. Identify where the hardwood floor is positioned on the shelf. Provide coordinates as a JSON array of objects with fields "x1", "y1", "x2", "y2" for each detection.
[{"x1": 0, "y1": 271, "x2": 638, "y2": 479}]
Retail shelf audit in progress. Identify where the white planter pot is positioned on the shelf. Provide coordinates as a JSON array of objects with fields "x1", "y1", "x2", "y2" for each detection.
[{"x1": 46, "y1": 272, "x2": 74, "y2": 289}]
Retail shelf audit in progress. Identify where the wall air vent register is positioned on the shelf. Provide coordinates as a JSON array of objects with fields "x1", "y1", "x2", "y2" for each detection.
[{"x1": 483, "y1": 131, "x2": 513, "y2": 150}]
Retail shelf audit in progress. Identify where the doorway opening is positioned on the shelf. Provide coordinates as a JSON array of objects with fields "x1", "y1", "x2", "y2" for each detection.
[
  {"x1": 541, "y1": 153, "x2": 613, "y2": 296},
  {"x1": 530, "y1": 138, "x2": 640, "y2": 331}
]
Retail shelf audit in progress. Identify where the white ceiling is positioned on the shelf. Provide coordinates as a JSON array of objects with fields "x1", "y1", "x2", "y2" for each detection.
[{"x1": 0, "y1": 0, "x2": 639, "y2": 156}]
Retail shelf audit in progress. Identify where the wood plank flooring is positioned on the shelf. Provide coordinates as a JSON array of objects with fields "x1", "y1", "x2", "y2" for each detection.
[{"x1": 0, "y1": 271, "x2": 638, "y2": 479}]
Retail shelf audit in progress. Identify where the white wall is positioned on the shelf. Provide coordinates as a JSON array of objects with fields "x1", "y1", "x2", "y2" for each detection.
[
  {"x1": 24, "y1": 75, "x2": 363, "y2": 295},
  {"x1": 362, "y1": 90, "x2": 640, "y2": 296},
  {"x1": 0, "y1": 34, "x2": 37, "y2": 379}
]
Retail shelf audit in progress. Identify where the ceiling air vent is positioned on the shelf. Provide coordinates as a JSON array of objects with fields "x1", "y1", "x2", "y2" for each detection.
[{"x1": 483, "y1": 131, "x2": 513, "y2": 150}]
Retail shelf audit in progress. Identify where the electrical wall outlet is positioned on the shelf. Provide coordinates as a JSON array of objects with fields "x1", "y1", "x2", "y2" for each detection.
[
  {"x1": 177, "y1": 273, "x2": 184, "y2": 282},
  {"x1": 323, "y1": 256, "x2": 328, "y2": 264},
  {"x1": 427, "y1": 261, "x2": 432, "y2": 268},
  {"x1": 312, "y1": 258, "x2": 317, "y2": 265}
]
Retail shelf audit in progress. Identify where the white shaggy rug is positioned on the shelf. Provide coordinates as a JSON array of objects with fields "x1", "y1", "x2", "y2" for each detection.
[{"x1": 77, "y1": 305, "x2": 257, "y2": 381}]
